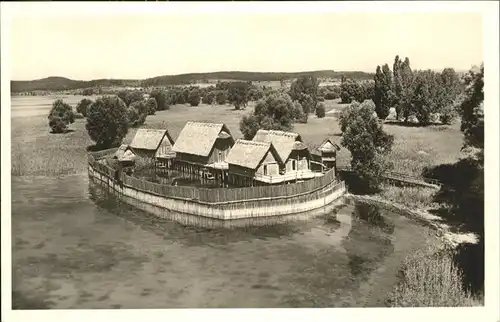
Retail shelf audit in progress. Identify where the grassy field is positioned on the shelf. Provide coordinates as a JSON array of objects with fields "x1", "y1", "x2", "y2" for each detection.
[{"x1": 11, "y1": 98, "x2": 465, "y2": 178}]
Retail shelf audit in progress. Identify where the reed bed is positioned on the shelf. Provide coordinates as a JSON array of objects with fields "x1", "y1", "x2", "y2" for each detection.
[
  {"x1": 376, "y1": 183, "x2": 439, "y2": 210},
  {"x1": 390, "y1": 245, "x2": 482, "y2": 307}
]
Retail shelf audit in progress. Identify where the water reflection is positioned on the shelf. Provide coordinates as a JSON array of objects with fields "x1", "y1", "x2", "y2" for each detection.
[
  {"x1": 12, "y1": 174, "x2": 434, "y2": 309},
  {"x1": 88, "y1": 180, "x2": 345, "y2": 246}
]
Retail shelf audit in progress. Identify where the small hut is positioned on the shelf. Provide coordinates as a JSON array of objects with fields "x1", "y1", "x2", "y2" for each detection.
[
  {"x1": 172, "y1": 122, "x2": 235, "y2": 181},
  {"x1": 113, "y1": 144, "x2": 137, "y2": 168},
  {"x1": 311, "y1": 138, "x2": 341, "y2": 173},
  {"x1": 128, "y1": 128, "x2": 175, "y2": 161},
  {"x1": 225, "y1": 139, "x2": 284, "y2": 186},
  {"x1": 252, "y1": 130, "x2": 312, "y2": 175}
]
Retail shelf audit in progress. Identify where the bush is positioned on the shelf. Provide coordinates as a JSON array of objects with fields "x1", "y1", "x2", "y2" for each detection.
[
  {"x1": 315, "y1": 103, "x2": 326, "y2": 118},
  {"x1": 324, "y1": 91, "x2": 339, "y2": 100},
  {"x1": 76, "y1": 98, "x2": 93, "y2": 117},
  {"x1": 86, "y1": 96, "x2": 129, "y2": 149},
  {"x1": 48, "y1": 117, "x2": 68, "y2": 133},
  {"x1": 48, "y1": 99, "x2": 74, "y2": 133},
  {"x1": 145, "y1": 97, "x2": 157, "y2": 115},
  {"x1": 150, "y1": 89, "x2": 170, "y2": 111},
  {"x1": 187, "y1": 88, "x2": 201, "y2": 107},
  {"x1": 202, "y1": 91, "x2": 215, "y2": 105},
  {"x1": 215, "y1": 90, "x2": 228, "y2": 105}
]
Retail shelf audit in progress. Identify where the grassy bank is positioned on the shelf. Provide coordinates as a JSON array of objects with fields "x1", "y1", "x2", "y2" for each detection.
[
  {"x1": 389, "y1": 245, "x2": 482, "y2": 307},
  {"x1": 375, "y1": 184, "x2": 439, "y2": 210}
]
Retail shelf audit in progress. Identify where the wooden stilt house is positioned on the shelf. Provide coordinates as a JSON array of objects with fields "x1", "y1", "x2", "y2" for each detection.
[
  {"x1": 128, "y1": 128, "x2": 175, "y2": 163},
  {"x1": 225, "y1": 139, "x2": 284, "y2": 186},
  {"x1": 310, "y1": 138, "x2": 341, "y2": 174},
  {"x1": 252, "y1": 130, "x2": 319, "y2": 182},
  {"x1": 172, "y1": 122, "x2": 235, "y2": 182}
]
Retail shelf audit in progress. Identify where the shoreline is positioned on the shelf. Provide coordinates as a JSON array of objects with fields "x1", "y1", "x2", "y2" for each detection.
[{"x1": 345, "y1": 193, "x2": 478, "y2": 248}]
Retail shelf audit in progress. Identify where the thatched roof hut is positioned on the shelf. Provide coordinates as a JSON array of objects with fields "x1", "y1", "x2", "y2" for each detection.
[
  {"x1": 173, "y1": 122, "x2": 235, "y2": 165},
  {"x1": 129, "y1": 128, "x2": 175, "y2": 159},
  {"x1": 311, "y1": 138, "x2": 341, "y2": 160},
  {"x1": 225, "y1": 139, "x2": 283, "y2": 170},
  {"x1": 252, "y1": 130, "x2": 303, "y2": 162}
]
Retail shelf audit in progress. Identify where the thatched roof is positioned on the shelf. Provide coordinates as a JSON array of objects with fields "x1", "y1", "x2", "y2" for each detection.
[
  {"x1": 252, "y1": 129, "x2": 303, "y2": 161},
  {"x1": 113, "y1": 144, "x2": 137, "y2": 162},
  {"x1": 173, "y1": 121, "x2": 234, "y2": 157},
  {"x1": 292, "y1": 141, "x2": 308, "y2": 151},
  {"x1": 318, "y1": 138, "x2": 341, "y2": 152},
  {"x1": 129, "y1": 129, "x2": 174, "y2": 151},
  {"x1": 121, "y1": 149, "x2": 137, "y2": 162},
  {"x1": 114, "y1": 144, "x2": 128, "y2": 159},
  {"x1": 225, "y1": 139, "x2": 283, "y2": 170}
]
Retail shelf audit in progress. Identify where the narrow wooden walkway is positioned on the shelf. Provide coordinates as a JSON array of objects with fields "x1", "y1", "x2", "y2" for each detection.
[{"x1": 338, "y1": 166, "x2": 442, "y2": 189}]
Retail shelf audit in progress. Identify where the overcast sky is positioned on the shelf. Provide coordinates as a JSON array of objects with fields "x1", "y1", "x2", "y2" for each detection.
[{"x1": 8, "y1": 5, "x2": 483, "y2": 81}]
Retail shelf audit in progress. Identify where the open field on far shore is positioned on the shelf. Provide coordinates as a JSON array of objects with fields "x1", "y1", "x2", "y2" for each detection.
[{"x1": 11, "y1": 97, "x2": 465, "y2": 178}]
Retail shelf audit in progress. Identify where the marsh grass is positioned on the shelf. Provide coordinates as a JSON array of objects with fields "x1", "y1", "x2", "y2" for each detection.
[
  {"x1": 376, "y1": 184, "x2": 439, "y2": 210},
  {"x1": 389, "y1": 245, "x2": 481, "y2": 307}
]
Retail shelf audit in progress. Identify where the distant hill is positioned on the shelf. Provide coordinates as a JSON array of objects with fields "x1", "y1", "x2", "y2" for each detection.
[{"x1": 11, "y1": 70, "x2": 374, "y2": 93}]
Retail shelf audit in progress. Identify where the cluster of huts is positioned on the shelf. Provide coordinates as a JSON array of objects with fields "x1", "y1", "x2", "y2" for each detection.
[{"x1": 113, "y1": 121, "x2": 340, "y2": 187}]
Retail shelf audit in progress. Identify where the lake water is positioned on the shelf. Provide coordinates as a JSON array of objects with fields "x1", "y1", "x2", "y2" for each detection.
[
  {"x1": 11, "y1": 95, "x2": 99, "y2": 118},
  {"x1": 11, "y1": 173, "x2": 435, "y2": 309}
]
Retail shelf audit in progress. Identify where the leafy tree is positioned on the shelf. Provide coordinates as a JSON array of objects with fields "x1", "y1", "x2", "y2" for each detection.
[
  {"x1": 215, "y1": 90, "x2": 228, "y2": 105},
  {"x1": 459, "y1": 64, "x2": 484, "y2": 151},
  {"x1": 47, "y1": 99, "x2": 75, "y2": 133},
  {"x1": 399, "y1": 57, "x2": 414, "y2": 122},
  {"x1": 239, "y1": 93, "x2": 295, "y2": 139},
  {"x1": 117, "y1": 90, "x2": 144, "y2": 107},
  {"x1": 128, "y1": 100, "x2": 148, "y2": 127},
  {"x1": 289, "y1": 76, "x2": 320, "y2": 112},
  {"x1": 228, "y1": 82, "x2": 251, "y2": 109},
  {"x1": 85, "y1": 96, "x2": 129, "y2": 148},
  {"x1": 248, "y1": 87, "x2": 264, "y2": 101},
  {"x1": 340, "y1": 100, "x2": 394, "y2": 190},
  {"x1": 187, "y1": 88, "x2": 201, "y2": 107},
  {"x1": 145, "y1": 97, "x2": 157, "y2": 115},
  {"x1": 202, "y1": 91, "x2": 215, "y2": 105},
  {"x1": 340, "y1": 79, "x2": 365, "y2": 104},
  {"x1": 439, "y1": 68, "x2": 461, "y2": 124},
  {"x1": 48, "y1": 117, "x2": 68, "y2": 133},
  {"x1": 239, "y1": 115, "x2": 261, "y2": 140},
  {"x1": 315, "y1": 102, "x2": 326, "y2": 118},
  {"x1": 76, "y1": 98, "x2": 93, "y2": 117},
  {"x1": 392, "y1": 55, "x2": 403, "y2": 110},
  {"x1": 411, "y1": 71, "x2": 433, "y2": 125},
  {"x1": 291, "y1": 101, "x2": 306, "y2": 123},
  {"x1": 150, "y1": 89, "x2": 170, "y2": 111},
  {"x1": 373, "y1": 64, "x2": 393, "y2": 119}
]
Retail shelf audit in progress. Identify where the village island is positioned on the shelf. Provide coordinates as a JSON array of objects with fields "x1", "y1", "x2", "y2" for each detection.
[{"x1": 89, "y1": 122, "x2": 346, "y2": 220}]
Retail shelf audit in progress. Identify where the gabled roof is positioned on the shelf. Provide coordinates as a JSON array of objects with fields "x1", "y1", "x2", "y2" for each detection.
[
  {"x1": 114, "y1": 144, "x2": 128, "y2": 159},
  {"x1": 113, "y1": 144, "x2": 137, "y2": 162},
  {"x1": 129, "y1": 129, "x2": 174, "y2": 151},
  {"x1": 252, "y1": 129, "x2": 302, "y2": 161},
  {"x1": 172, "y1": 121, "x2": 234, "y2": 157},
  {"x1": 318, "y1": 138, "x2": 341, "y2": 152},
  {"x1": 225, "y1": 139, "x2": 283, "y2": 170}
]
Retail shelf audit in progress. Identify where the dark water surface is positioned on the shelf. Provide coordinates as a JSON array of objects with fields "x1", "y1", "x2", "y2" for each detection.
[{"x1": 12, "y1": 174, "x2": 436, "y2": 309}]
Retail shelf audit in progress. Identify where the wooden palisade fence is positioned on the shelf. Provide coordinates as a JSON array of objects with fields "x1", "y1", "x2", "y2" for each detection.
[{"x1": 88, "y1": 150, "x2": 346, "y2": 220}]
